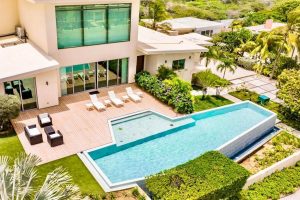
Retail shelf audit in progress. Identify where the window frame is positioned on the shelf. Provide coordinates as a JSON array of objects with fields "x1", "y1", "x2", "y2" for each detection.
[{"x1": 172, "y1": 59, "x2": 186, "y2": 71}]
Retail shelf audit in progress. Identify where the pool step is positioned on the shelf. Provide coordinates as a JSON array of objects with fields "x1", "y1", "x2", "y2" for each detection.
[{"x1": 111, "y1": 111, "x2": 154, "y2": 125}]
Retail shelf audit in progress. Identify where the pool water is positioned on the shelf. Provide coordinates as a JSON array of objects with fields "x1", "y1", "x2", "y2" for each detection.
[{"x1": 88, "y1": 102, "x2": 274, "y2": 184}]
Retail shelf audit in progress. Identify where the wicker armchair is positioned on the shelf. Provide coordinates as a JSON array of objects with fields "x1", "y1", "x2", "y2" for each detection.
[
  {"x1": 46, "y1": 130, "x2": 64, "y2": 147},
  {"x1": 24, "y1": 124, "x2": 43, "y2": 145},
  {"x1": 37, "y1": 113, "x2": 52, "y2": 127}
]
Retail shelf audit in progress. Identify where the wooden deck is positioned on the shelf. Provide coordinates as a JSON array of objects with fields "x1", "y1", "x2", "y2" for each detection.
[{"x1": 12, "y1": 84, "x2": 179, "y2": 164}]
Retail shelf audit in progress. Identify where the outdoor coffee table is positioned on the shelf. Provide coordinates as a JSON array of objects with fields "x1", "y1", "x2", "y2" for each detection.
[{"x1": 44, "y1": 126, "x2": 55, "y2": 135}]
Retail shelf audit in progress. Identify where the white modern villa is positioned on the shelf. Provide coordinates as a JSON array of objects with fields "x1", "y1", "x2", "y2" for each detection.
[{"x1": 0, "y1": 0, "x2": 211, "y2": 111}]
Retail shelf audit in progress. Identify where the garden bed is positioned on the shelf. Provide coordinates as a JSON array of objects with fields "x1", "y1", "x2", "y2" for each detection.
[{"x1": 240, "y1": 131, "x2": 300, "y2": 174}]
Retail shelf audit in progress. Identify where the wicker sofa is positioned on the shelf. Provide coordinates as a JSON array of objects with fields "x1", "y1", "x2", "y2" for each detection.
[{"x1": 24, "y1": 124, "x2": 43, "y2": 145}]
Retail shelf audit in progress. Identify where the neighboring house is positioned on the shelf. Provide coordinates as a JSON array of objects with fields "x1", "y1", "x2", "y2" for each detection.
[
  {"x1": 159, "y1": 17, "x2": 224, "y2": 36},
  {"x1": 0, "y1": 0, "x2": 140, "y2": 111},
  {"x1": 245, "y1": 19, "x2": 286, "y2": 34},
  {"x1": 138, "y1": 26, "x2": 208, "y2": 81}
]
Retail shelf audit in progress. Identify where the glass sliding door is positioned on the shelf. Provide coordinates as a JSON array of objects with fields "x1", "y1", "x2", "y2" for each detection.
[
  {"x1": 56, "y1": 6, "x2": 83, "y2": 49},
  {"x1": 83, "y1": 5, "x2": 107, "y2": 45},
  {"x1": 97, "y1": 61, "x2": 107, "y2": 88},
  {"x1": 108, "y1": 4, "x2": 131, "y2": 43},
  {"x1": 85, "y1": 63, "x2": 96, "y2": 90},
  {"x1": 118, "y1": 58, "x2": 128, "y2": 84},
  {"x1": 108, "y1": 59, "x2": 118, "y2": 86},
  {"x1": 60, "y1": 67, "x2": 73, "y2": 95},
  {"x1": 4, "y1": 78, "x2": 37, "y2": 111},
  {"x1": 73, "y1": 64, "x2": 85, "y2": 93}
]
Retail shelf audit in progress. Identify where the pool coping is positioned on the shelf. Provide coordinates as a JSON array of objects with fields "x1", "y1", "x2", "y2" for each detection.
[{"x1": 81, "y1": 100, "x2": 277, "y2": 192}]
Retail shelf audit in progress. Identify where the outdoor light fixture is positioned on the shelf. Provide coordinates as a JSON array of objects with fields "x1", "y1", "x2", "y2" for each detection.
[{"x1": 46, "y1": 81, "x2": 49, "y2": 86}]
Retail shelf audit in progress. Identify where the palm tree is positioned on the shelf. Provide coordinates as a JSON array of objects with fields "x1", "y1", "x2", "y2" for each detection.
[
  {"x1": 217, "y1": 58, "x2": 237, "y2": 78},
  {"x1": 202, "y1": 46, "x2": 220, "y2": 68},
  {"x1": 0, "y1": 154, "x2": 81, "y2": 200}
]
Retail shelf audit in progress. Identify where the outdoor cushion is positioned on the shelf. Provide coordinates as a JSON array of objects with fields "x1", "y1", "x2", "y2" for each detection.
[
  {"x1": 27, "y1": 128, "x2": 41, "y2": 137},
  {"x1": 39, "y1": 113, "x2": 48, "y2": 119},
  {"x1": 41, "y1": 117, "x2": 51, "y2": 124},
  {"x1": 49, "y1": 133, "x2": 61, "y2": 139}
]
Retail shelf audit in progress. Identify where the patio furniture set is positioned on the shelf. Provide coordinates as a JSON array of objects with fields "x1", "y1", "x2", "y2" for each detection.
[
  {"x1": 24, "y1": 113, "x2": 64, "y2": 147},
  {"x1": 87, "y1": 87, "x2": 143, "y2": 111}
]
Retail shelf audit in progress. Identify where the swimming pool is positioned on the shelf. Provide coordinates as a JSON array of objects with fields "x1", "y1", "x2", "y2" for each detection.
[{"x1": 83, "y1": 101, "x2": 277, "y2": 191}]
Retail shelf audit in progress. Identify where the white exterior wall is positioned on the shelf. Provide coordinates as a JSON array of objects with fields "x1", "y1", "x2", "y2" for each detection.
[
  {"x1": 35, "y1": 69, "x2": 59, "y2": 108},
  {"x1": 0, "y1": 83, "x2": 4, "y2": 94},
  {"x1": 145, "y1": 52, "x2": 201, "y2": 81},
  {"x1": 0, "y1": 0, "x2": 19, "y2": 35}
]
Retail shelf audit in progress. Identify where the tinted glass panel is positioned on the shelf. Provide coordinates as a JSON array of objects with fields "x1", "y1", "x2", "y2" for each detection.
[
  {"x1": 119, "y1": 58, "x2": 128, "y2": 84},
  {"x1": 73, "y1": 64, "x2": 85, "y2": 93},
  {"x1": 108, "y1": 5, "x2": 131, "y2": 43},
  {"x1": 108, "y1": 59, "x2": 118, "y2": 86}
]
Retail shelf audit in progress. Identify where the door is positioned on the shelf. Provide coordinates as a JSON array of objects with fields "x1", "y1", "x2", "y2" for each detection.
[{"x1": 136, "y1": 55, "x2": 145, "y2": 74}]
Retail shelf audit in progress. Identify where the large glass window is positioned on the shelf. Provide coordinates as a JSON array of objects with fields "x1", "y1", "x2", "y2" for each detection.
[
  {"x1": 56, "y1": 4, "x2": 131, "y2": 49},
  {"x1": 108, "y1": 4, "x2": 131, "y2": 43},
  {"x1": 60, "y1": 58, "x2": 128, "y2": 96},
  {"x1": 4, "y1": 78, "x2": 37, "y2": 111},
  {"x1": 56, "y1": 6, "x2": 83, "y2": 49}
]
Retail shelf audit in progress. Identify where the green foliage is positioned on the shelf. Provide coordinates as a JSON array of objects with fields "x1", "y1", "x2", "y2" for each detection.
[
  {"x1": 146, "y1": 151, "x2": 250, "y2": 200},
  {"x1": 135, "y1": 71, "x2": 194, "y2": 113},
  {"x1": 243, "y1": 10, "x2": 285, "y2": 26},
  {"x1": 192, "y1": 70, "x2": 230, "y2": 97},
  {"x1": 193, "y1": 95, "x2": 233, "y2": 112},
  {"x1": 255, "y1": 131, "x2": 300, "y2": 170},
  {"x1": 157, "y1": 65, "x2": 177, "y2": 80},
  {"x1": 240, "y1": 162, "x2": 300, "y2": 200},
  {"x1": 277, "y1": 69, "x2": 300, "y2": 116},
  {"x1": 0, "y1": 94, "x2": 21, "y2": 131}
]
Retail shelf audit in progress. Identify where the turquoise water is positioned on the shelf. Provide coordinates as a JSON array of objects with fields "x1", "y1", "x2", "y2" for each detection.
[{"x1": 89, "y1": 102, "x2": 272, "y2": 184}]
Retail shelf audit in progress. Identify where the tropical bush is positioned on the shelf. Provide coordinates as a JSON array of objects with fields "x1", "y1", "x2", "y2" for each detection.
[
  {"x1": 135, "y1": 71, "x2": 194, "y2": 113},
  {"x1": 156, "y1": 65, "x2": 177, "y2": 80},
  {"x1": 0, "y1": 94, "x2": 21, "y2": 132},
  {"x1": 240, "y1": 161, "x2": 300, "y2": 200},
  {"x1": 146, "y1": 151, "x2": 250, "y2": 200}
]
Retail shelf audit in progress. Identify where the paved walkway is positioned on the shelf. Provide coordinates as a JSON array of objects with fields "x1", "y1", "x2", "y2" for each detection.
[{"x1": 281, "y1": 189, "x2": 300, "y2": 200}]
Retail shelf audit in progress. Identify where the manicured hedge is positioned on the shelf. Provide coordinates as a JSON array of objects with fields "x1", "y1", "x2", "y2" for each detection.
[
  {"x1": 145, "y1": 151, "x2": 250, "y2": 200},
  {"x1": 240, "y1": 162, "x2": 300, "y2": 200},
  {"x1": 135, "y1": 71, "x2": 194, "y2": 114}
]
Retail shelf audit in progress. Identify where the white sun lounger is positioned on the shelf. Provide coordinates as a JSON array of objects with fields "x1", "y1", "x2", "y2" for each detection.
[
  {"x1": 126, "y1": 87, "x2": 143, "y2": 97},
  {"x1": 126, "y1": 87, "x2": 141, "y2": 102},
  {"x1": 108, "y1": 91, "x2": 124, "y2": 107},
  {"x1": 90, "y1": 94, "x2": 106, "y2": 111}
]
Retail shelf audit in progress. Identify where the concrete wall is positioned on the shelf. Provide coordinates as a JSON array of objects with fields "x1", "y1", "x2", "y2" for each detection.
[
  {"x1": 35, "y1": 69, "x2": 59, "y2": 108},
  {"x1": 18, "y1": 0, "x2": 48, "y2": 52},
  {"x1": 145, "y1": 52, "x2": 201, "y2": 81},
  {"x1": 0, "y1": 0, "x2": 19, "y2": 35}
]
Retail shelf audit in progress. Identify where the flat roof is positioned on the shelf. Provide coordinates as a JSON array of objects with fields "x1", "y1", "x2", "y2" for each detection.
[
  {"x1": 138, "y1": 26, "x2": 208, "y2": 55},
  {"x1": 172, "y1": 33, "x2": 213, "y2": 46},
  {"x1": 0, "y1": 43, "x2": 59, "y2": 82},
  {"x1": 160, "y1": 17, "x2": 223, "y2": 30},
  {"x1": 246, "y1": 22, "x2": 286, "y2": 33}
]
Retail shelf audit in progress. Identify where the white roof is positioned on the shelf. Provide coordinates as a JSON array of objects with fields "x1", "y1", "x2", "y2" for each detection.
[
  {"x1": 0, "y1": 43, "x2": 59, "y2": 82},
  {"x1": 160, "y1": 17, "x2": 223, "y2": 30},
  {"x1": 138, "y1": 26, "x2": 208, "y2": 55},
  {"x1": 172, "y1": 33, "x2": 213, "y2": 46},
  {"x1": 246, "y1": 22, "x2": 286, "y2": 33}
]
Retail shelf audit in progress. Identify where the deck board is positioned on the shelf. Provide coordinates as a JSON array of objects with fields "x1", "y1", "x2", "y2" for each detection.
[{"x1": 12, "y1": 84, "x2": 179, "y2": 164}]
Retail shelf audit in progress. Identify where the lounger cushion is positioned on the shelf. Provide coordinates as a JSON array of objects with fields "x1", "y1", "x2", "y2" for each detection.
[
  {"x1": 39, "y1": 113, "x2": 48, "y2": 119},
  {"x1": 27, "y1": 128, "x2": 41, "y2": 137},
  {"x1": 49, "y1": 133, "x2": 61, "y2": 139},
  {"x1": 41, "y1": 117, "x2": 51, "y2": 124}
]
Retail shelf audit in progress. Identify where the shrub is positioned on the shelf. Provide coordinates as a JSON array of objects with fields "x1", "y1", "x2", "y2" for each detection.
[
  {"x1": 135, "y1": 71, "x2": 194, "y2": 114},
  {"x1": 157, "y1": 65, "x2": 177, "y2": 80},
  {"x1": 0, "y1": 94, "x2": 21, "y2": 131},
  {"x1": 240, "y1": 162, "x2": 300, "y2": 200},
  {"x1": 146, "y1": 151, "x2": 250, "y2": 200}
]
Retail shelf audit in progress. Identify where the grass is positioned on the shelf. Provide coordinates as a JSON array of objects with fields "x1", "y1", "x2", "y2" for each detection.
[
  {"x1": 229, "y1": 89, "x2": 300, "y2": 130},
  {"x1": 36, "y1": 155, "x2": 105, "y2": 197},
  {"x1": 240, "y1": 161, "x2": 300, "y2": 200},
  {"x1": 0, "y1": 130, "x2": 104, "y2": 197},
  {"x1": 193, "y1": 95, "x2": 233, "y2": 112}
]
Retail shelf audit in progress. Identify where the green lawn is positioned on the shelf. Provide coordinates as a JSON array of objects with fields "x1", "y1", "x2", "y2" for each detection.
[
  {"x1": 193, "y1": 95, "x2": 233, "y2": 112},
  {"x1": 0, "y1": 131, "x2": 104, "y2": 197},
  {"x1": 229, "y1": 89, "x2": 300, "y2": 131}
]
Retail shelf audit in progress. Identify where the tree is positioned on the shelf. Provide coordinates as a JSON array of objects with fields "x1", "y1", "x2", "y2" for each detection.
[
  {"x1": 217, "y1": 58, "x2": 237, "y2": 78},
  {"x1": 191, "y1": 70, "x2": 230, "y2": 99},
  {"x1": 202, "y1": 46, "x2": 220, "y2": 68},
  {"x1": 149, "y1": 0, "x2": 168, "y2": 29},
  {"x1": 0, "y1": 154, "x2": 81, "y2": 200},
  {"x1": 277, "y1": 69, "x2": 300, "y2": 116},
  {"x1": 157, "y1": 65, "x2": 177, "y2": 80},
  {"x1": 0, "y1": 95, "x2": 21, "y2": 131}
]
